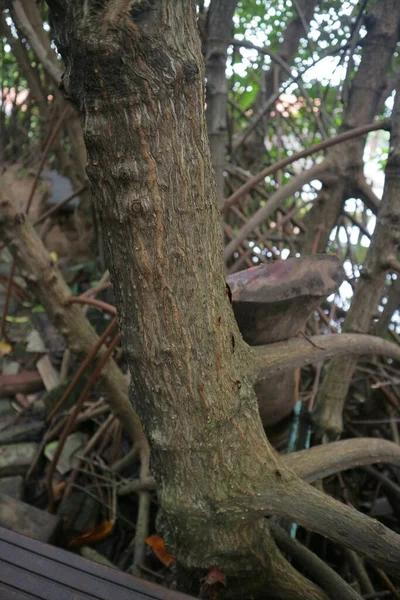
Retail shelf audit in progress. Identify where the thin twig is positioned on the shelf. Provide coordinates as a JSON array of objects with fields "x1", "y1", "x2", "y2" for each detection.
[
  {"x1": 47, "y1": 333, "x2": 121, "y2": 512},
  {"x1": 34, "y1": 184, "x2": 86, "y2": 226},
  {"x1": 68, "y1": 295, "x2": 117, "y2": 315},
  {"x1": 47, "y1": 317, "x2": 117, "y2": 422}
]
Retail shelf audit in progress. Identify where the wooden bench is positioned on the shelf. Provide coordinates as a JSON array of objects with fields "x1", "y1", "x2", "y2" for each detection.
[{"x1": 0, "y1": 526, "x2": 194, "y2": 600}]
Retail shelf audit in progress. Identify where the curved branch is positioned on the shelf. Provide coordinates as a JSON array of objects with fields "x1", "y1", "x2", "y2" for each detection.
[
  {"x1": 223, "y1": 161, "x2": 330, "y2": 261},
  {"x1": 254, "y1": 333, "x2": 400, "y2": 382},
  {"x1": 221, "y1": 119, "x2": 389, "y2": 214},
  {"x1": 68, "y1": 296, "x2": 117, "y2": 315},
  {"x1": 313, "y1": 84, "x2": 400, "y2": 440},
  {"x1": 283, "y1": 438, "x2": 400, "y2": 483},
  {"x1": 355, "y1": 175, "x2": 381, "y2": 212},
  {"x1": 223, "y1": 473, "x2": 400, "y2": 575},
  {"x1": 270, "y1": 524, "x2": 362, "y2": 600},
  {"x1": 231, "y1": 41, "x2": 350, "y2": 155}
]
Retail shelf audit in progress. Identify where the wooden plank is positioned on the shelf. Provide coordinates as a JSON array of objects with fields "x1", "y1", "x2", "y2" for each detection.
[
  {"x1": 0, "y1": 584, "x2": 39, "y2": 600},
  {"x1": 0, "y1": 527, "x2": 194, "y2": 600}
]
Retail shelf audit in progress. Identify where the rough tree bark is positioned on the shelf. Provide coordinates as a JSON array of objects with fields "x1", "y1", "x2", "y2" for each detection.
[
  {"x1": 299, "y1": 0, "x2": 400, "y2": 254},
  {"x1": 46, "y1": 1, "x2": 400, "y2": 597},
  {"x1": 313, "y1": 78, "x2": 400, "y2": 439}
]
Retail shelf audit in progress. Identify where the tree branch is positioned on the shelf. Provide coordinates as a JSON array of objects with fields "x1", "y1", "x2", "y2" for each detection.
[
  {"x1": 298, "y1": 0, "x2": 400, "y2": 255},
  {"x1": 231, "y1": 38, "x2": 328, "y2": 140},
  {"x1": 231, "y1": 1, "x2": 340, "y2": 157},
  {"x1": 254, "y1": 333, "x2": 400, "y2": 382},
  {"x1": 205, "y1": 0, "x2": 238, "y2": 202},
  {"x1": 222, "y1": 473, "x2": 400, "y2": 575},
  {"x1": 283, "y1": 438, "x2": 400, "y2": 483},
  {"x1": 221, "y1": 119, "x2": 389, "y2": 214},
  {"x1": 223, "y1": 161, "x2": 330, "y2": 261},
  {"x1": 0, "y1": 13, "x2": 47, "y2": 112},
  {"x1": 12, "y1": 0, "x2": 62, "y2": 85},
  {"x1": 355, "y1": 175, "x2": 381, "y2": 212},
  {"x1": 270, "y1": 524, "x2": 362, "y2": 600}
]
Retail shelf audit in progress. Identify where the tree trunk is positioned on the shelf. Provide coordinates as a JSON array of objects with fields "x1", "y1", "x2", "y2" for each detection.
[
  {"x1": 45, "y1": 1, "x2": 400, "y2": 597},
  {"x1": 45, "y1": 2, "x2": 328, "y2": 597}
]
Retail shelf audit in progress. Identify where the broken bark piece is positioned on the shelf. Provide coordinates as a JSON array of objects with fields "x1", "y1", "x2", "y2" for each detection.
[
  {"x1": 227, "y1": 255, "x2": 344, "y2": 345},
  {"x1": 1, "y1": 361, "x2": 19, "y2": 376},
  {"x1": 0, "y1": 442, "x2": 39, "y2": 476},
  {"x1": 79, "y1": 545, "x2": 118, "y2": 569},
  {"x1": 36, "y1": 354, "x2": 61, "y2": 391},
  {"x1": 0, "y1": 475, "x2": 24, "y2": 500},
  {"x1": 0, "y1": 493, "x2": 59, "y2": 543},
  {"x1": 26, "y1": 329, "x2": 46, "y2": 353}
]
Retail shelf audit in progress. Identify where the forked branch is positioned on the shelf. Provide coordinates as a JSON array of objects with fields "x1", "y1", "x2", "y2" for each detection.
[
  {"x1": 221, "y1": 471, "x2": 400, "y2": 575},
  {"x1": 270, "y1": 524, "x2": 361, "y2": 600}
]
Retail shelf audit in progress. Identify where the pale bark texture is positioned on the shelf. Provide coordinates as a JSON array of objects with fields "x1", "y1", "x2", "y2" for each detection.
[
  {"x1": 299, "y1": 0, "x2": 400, "y2": 254},
  {"x1": 45, "y1": 1, "x2": 400, "y2": 597},
  {"x1": 313, "y1": 78, "x2": 400, "y2": 439},
  {"x1": 374, "y1": 276, "x2": 400, "y2": 337}
]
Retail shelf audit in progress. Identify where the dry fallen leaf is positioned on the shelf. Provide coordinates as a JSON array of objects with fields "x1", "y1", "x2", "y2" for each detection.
[
  {"x1": 145, "y1": 534, "x2": 175, "y2": 567},
  {"x1": 67, "y1": 520, "x2": 114, "y2": 549}
]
